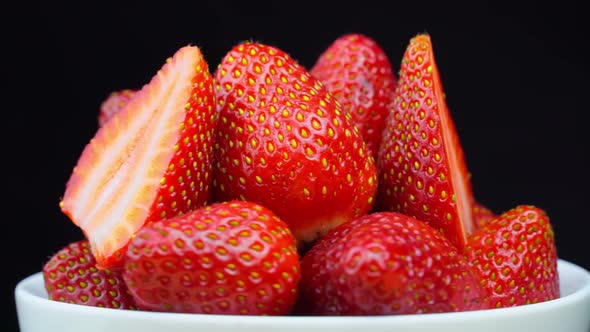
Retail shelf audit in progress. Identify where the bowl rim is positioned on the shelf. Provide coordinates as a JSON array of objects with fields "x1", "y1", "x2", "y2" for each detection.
[{"x1": 15, "y1": 258, "x2": 590, "y2": 325}]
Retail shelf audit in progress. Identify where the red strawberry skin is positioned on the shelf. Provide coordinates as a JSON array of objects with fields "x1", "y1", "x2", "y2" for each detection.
[
  {"x1": 311, "y1": 33, "x2": 397, "y2": 158},
  {"x1": 473, "y1": 201, "x2": 496, "y2": 229},
  {"x1": 213, "y1": 42, "x2": 378, "y2": 245},
  {"x1": 60, "y1": 46, "x2": 218, "y2": 269},
  {"x1": 300, "y1": 212, "x2": 486, "y2": 315},
  {"x1": 98, "y1": 89, "x2": 137, "y2": 127},
  {"x1": 123, "y1": 201, "x2": 301, "y2": 315},
  {"x1": 376, "y1": 34, "x2": 476, "y2": 250},
  {"x1": 42, "y1": 240, "x2": 136, "y2": 309},
  {"x1": 465, "y1": 205, "x2": 559, "y2": 308}
]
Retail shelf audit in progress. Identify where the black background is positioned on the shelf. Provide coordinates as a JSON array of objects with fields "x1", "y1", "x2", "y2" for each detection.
[{"x1": 3, "y1": 1, "x2": 587, "y2": 330}]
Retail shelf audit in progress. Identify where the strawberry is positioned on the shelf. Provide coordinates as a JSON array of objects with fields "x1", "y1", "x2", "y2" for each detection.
[
  {"x1": 123, "y1": 200, "x2": 301, "y2": 315},
  {"x1": 98, "y1": 89, "x2": 137, "y2": 127},
  {"x1": 465, "y1": 205, "x2": 559, "y2": 308},
  {"x1": 60, "y1": 45, "x2": 218, "y2": 269},
  {"x1": 311, "y1": 33, "x2": 397, "y2": 158},
  {"x1": 299, "y1": 211, "x2": 486, "y2": 315},
  {"x1": 212, "y1": 41, "x2": 378, "y2": 245},
  {"x1": 376, "y1": 34, "x2": 476, "y2": 250},
  {"x1": 42, "y1": 240, "x2": 136, "y2": 309},
  {"x1": 473, "y1": 200, "x2": 496, "y2": 229}
]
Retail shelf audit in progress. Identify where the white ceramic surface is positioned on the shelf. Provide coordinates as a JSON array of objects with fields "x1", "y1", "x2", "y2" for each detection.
[{"x1": 15, "y1": 259, "x2": 590, "y2": 332}]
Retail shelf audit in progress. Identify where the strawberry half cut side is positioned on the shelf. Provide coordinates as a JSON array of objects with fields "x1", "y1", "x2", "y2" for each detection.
[
  {"x1": 376, "y1": 34, "x2": 476, "y2": 249},
  {"x1": 61, "y1": 46, "x2": 217, "y2": 269}
]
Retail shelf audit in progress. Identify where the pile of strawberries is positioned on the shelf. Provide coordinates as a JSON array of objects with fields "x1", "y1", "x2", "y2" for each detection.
[{"x1": 43, "y1": 33, "x2": 559, "y2": 316}]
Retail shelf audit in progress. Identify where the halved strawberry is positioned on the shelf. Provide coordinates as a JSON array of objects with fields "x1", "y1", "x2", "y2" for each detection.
[
  {"x1": 60, "y1": 46, "x2": 218, "y2": 269},
  {"x1": 465, "y1": 205, "x2": 559, "y2": 308},
  {"x1": 98, "y1": 89, "x2": 137, "y2": 127},
  {"x1": 212, "y1": 42, "x2": 378, "y2": 245},
  {"x1": 376, "y1": 34, "x2": 476, "y2": 250},
  {"x1": 311, "y1": 33, "x2": 397, "y2": 158},
  {"x1": 42, "y1": 240, "x2": 136, "y2": 309}
]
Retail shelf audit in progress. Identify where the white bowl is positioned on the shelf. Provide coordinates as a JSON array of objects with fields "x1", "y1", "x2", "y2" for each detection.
[{"x1": 15, "y1": 259, "x2": 590, "y2": 332}]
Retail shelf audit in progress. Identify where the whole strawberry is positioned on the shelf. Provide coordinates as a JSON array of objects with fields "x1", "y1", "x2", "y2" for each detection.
[
  {"x1": 98, "y1": 89, "x2": 137, "y2": 127},
  {"x1": 311, "y1": 33, "x2": 397, "y2": 158},
  {"x1": 376, "y1": 33, "x2": 476, "y2": 250},
  {"x1": 213, "y1": 41, "x2": 378, "y2": 245},
  {"x1": 299, "y1": 212, "x2": 486, "y2": 315},
  {"x1": 465, "y1": 205, "x2": 559, "y2": 308},
  {"x1": 123, "y1": 201, "x2": 301, "y2": 315},
  {"x1": 42, "y1": 240, "x2": 136, "y2": 309},
  {"x1": 61, "y1": 46, "x2": 218, "y2": 269},
  {"x1": 473, "y1": 201, "x2": 496, "y2": 229}
]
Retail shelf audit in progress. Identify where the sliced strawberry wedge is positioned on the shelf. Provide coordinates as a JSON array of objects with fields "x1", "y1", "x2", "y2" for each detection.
[
  {"x1": 376, "y1": 34, "x2": 476, "y2": 249},
  {"x1": 61, "y1": 46, "x2": 218, "y2": 269}
]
